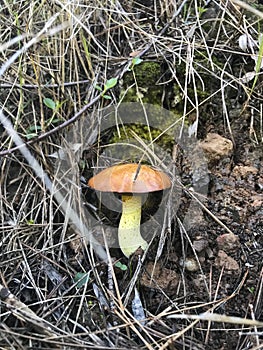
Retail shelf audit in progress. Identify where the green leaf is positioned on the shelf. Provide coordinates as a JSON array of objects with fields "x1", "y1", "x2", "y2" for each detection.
[
  {"x1": 25, "y1": 124, "x2": 42, "y2": 139},
  {"x1": 127, "y1": 57, "x2": 143, "y2": 71},
  {"x1": 45, "y1": 117, "x2": 61, "y2": 127},
  {"x1": 50, "y1": 118, "x2": 61, "y2": 124},
  {"x1": 74, "y1": 272, "x2": 90, "y2": 288},
  {"x1": 132, "y1": 57, "x2": 143, "y2": 66},
  {"x1": 43, "y1": 97, "x2": 56, "y2": 110},
  {"x1": 102, "y1": 94, "x2": 112, "y2": 100},
  {"x1": 95, "y1": 85, "x2": 103, "y2": 92},
  {"x1": 104, "y1": 77, "x2": 118, "y2": 91},
  {"x1": 25, "y1": 133, "x2": 38, "y2": 139},
  {"x1": 79, "y1": 159, "x2": 86, "y2": 170},
  {"x1": 27, "y1": 125, "x2": 42, "y2": 132},
  {"x1": 114, "y1": 261, "x2": 128, "y2": 271}
]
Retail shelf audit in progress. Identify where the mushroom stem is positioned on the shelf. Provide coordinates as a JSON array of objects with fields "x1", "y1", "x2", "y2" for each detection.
[{"x1": 118, "y1": 195, "x2": 148, "y2": 257}]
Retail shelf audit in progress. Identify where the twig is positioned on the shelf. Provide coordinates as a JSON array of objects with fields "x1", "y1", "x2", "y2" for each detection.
[
  {"x1": 0, "y1": 79, "x2": 91, "y2": 89},
  {"x1": 232, "y1": 0, "x2": 263, "y2": 19},
  {"x1": 0, "y1": 93, "x2": 101, "y2": 156},
  {"x1": 0, "y1": 283, "x2": 57, "y2": 338}
]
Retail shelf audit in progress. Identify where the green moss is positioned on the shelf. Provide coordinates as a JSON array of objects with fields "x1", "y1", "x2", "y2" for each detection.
[
  {"x1": 121, "y1": 61, "x2": 163, "y2": 105},
  {"x1": 113, "y1": 61, "x2": 184, "y2": 162},
  {"x1": 124, "y1": 61, "x2": 161, "y2": 87},
  {"x1": 187, "y1": 87, "x2": 210, "y2": 101},
  {"x1": 120, "y1": 60, "x2": 187, "y2": 111},
  {"x1": 111, "y1": 123, "x2": 175, "y2": 150}
]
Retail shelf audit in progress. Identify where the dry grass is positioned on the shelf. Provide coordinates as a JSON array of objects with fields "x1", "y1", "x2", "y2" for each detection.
[{"x1": 0, "y1": 1, "x2": 262, "y2": 349}]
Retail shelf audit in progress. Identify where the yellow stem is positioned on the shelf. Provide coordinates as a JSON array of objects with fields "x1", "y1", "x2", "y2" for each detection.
[{"x1": 118, "y1": 195, "x2": 148, "y2": 257}]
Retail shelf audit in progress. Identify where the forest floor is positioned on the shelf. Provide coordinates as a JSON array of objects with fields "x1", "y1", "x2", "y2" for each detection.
[{"x1": 0, "y1": 1, "x2": 262, "y2": 349}]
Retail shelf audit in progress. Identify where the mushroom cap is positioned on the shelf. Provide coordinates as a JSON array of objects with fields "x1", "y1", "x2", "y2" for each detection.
[{"x1": 88, "y1": 163, "x2": 171, "y2": 193}]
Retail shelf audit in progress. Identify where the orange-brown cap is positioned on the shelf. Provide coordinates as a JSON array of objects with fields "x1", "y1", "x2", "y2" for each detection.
[{"x1": 88, "y1": 163, "x2": 171, "y2": 193}]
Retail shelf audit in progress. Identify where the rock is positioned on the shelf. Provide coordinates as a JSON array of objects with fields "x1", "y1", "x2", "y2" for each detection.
[
  {"x1": 192, "y1": 238, "x2": 208, "y2": 252},
  {"x1": 179, "y1": 257, "x2": 200, "y2": 272},
  {"x1": 199, "y1": 133, "x2": 233, "y2": 163},
  {"x1": 232, "y1": 165, "x2": 258, "y2": 178},
  {"x1": 250, "y1": 195, "x2": 263, "y2": 210},
  {"x1": 216, "y1": 233, "x2": 240, "y2": 252},
  {"x1": 215, "y1": 250, "x2": 240, "y2": 272},
  {"x1": 140, "y1": 261, "x2": 179, "y2": 292}
]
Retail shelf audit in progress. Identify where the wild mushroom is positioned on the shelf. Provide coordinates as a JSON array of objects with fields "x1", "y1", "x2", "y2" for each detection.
[{"x1": 88, "y1": 163, "x2": 171, "y2": 257}]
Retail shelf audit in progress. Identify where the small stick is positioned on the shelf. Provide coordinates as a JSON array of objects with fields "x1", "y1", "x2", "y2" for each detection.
[
  {"x1": 0, "y1": 283, "x2": 56, "y2": 338},
  {"x1": 0, "y1": 93, "x2": 101, "y2": 156}
]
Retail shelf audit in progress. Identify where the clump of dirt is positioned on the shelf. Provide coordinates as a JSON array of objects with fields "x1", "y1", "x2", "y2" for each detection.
[
  {"x1": 140, "y1": 261, "x2": 179, "y2": 293},
  {"x1": 198, "y1": 132, "x2": 234, "y2": 164}
]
